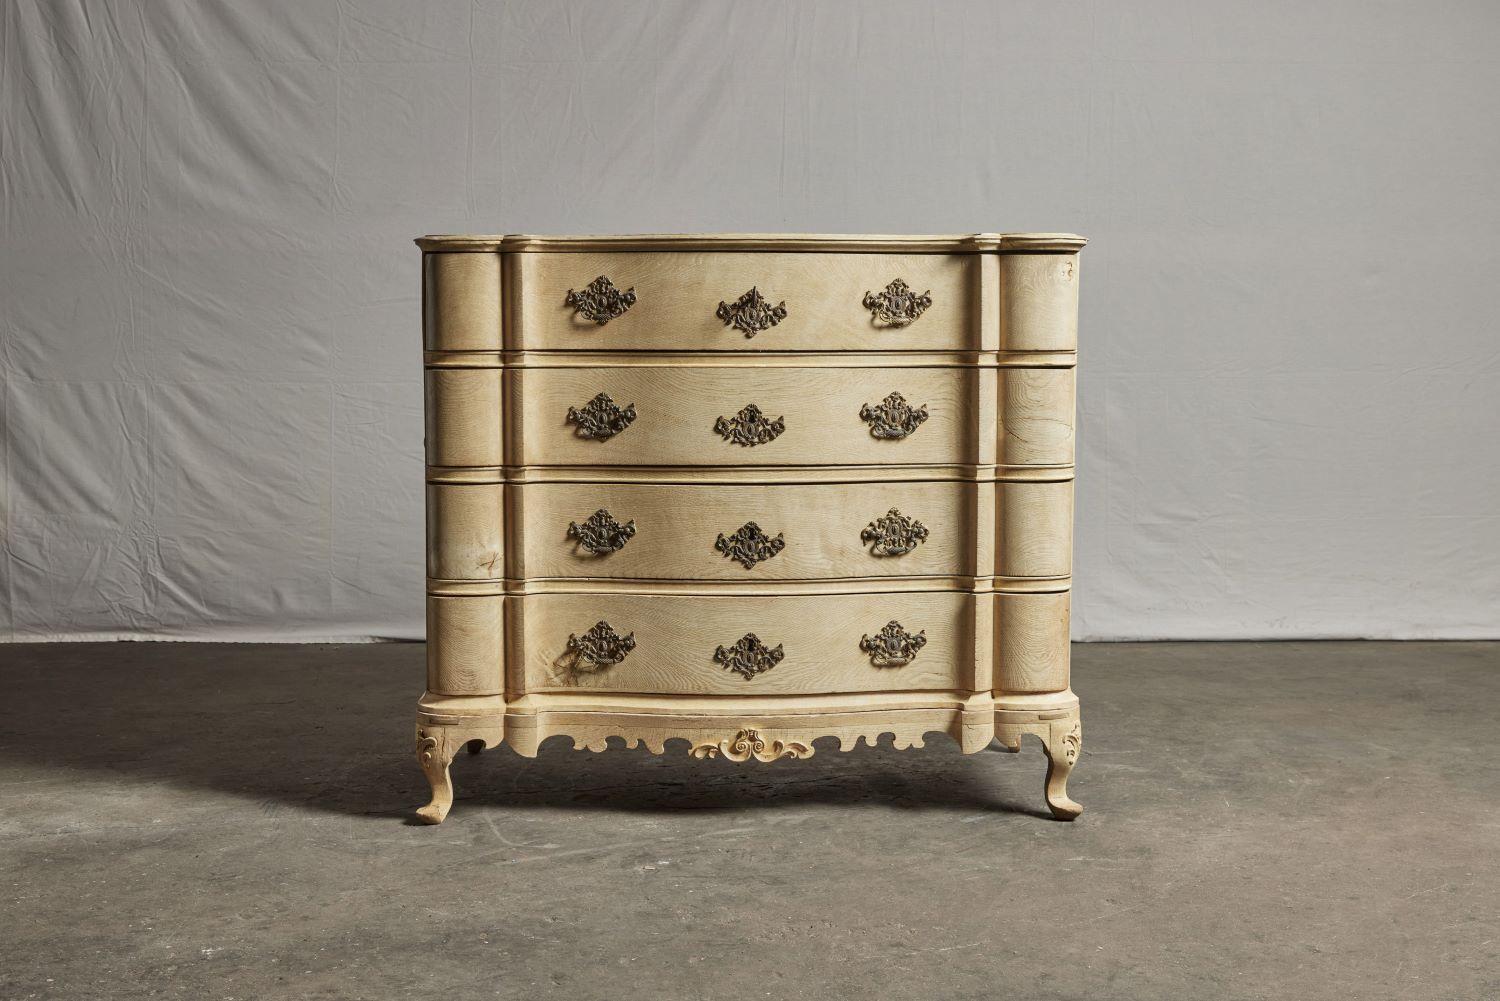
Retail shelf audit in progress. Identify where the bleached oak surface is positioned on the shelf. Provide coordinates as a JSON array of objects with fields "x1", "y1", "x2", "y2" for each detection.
[{"x1": 417, "y1": 233, "x2": 1084, "y2": 822}]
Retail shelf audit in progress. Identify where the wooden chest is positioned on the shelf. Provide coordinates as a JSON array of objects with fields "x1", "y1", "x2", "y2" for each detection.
[{"x1": 414, "y1": 233, "x2": 1085, "y2": 822}]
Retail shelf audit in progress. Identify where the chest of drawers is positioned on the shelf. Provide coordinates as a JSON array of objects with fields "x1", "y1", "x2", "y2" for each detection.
[{"x1": 413, "y1": 233, "x2": 1085, "y2": 823}]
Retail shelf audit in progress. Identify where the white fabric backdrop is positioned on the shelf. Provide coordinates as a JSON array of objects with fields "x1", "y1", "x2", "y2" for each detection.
[{"x1": 3, "y1": 0, "x2": 1498, "y2": 641}]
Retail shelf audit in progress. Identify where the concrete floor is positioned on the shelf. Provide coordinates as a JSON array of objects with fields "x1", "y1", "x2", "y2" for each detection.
[{"x1": 1, "y1": 642, "x2": 1495, "y2": 1000}]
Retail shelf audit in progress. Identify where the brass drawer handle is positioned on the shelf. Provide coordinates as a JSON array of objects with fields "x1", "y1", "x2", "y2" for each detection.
[
  {"x1": 863, "y1": 278, "x2": 932, "y2": 327},
  {"x1": 567, "y1": 508, "x2": 636, "y2": 555},
  {"x1": 860, "y1": 620, "x2": 927, "y2": 667},
  {"x1": 861, "y1": 508, "x2": 928, "y2": 556},
  {"x1": 565, "y1": 621, "x2": 636, "y2": 671},
  {"x1": 566, "y1": 392, "x2": 636, "y2": 440},
  {"x1": 565, "y1": 275, "x2": 636, "y2": 324},
  {"x1": 714, "y1": 521, "x2": 785, "y2": 569},
  {"x1": 714, "y1": 633, "x2": 785, "y2": 680},
  {"x1": 859, "y1": 391, "x2": 929, "y2": 439},
  {"x1": 715, "y1": 402, "x2": 785, "y2": 446},
  {"x1": 716, "y1": 286, "x2": 787, "y2": 338}
]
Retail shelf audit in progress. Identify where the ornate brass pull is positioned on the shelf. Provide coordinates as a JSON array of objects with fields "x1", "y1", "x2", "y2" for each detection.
[
  {"x1": 716, "y1": 286, "x2": 787, "y2": 338},
  {"x1": 714, "y1": 633, "x2": 785, "y2": 680},
  {"x1": 565, "y1": 275, "x2": 636, "y2": 324},
  {"x1": 714, "y1": 403, "x2": 785, "y2": 446},
  {"x1": 859, "y1": 391, "x2": 929, "y2": 439},
  {"x1": 861, "y1": 508, "x2": 929, "y2": 556},
  {"x1": 860, "y1": 620, "x2": 927, "y2": 667},
  {"x1": 564, "y1": 621, "x2": 636, "y2": 672},
  {"x1": 567, "y1": 508, "x2": 636, "y2": 555},
  {"x1": 566, "y1": 392, "x2": 636, "y2": 440},
  {"x1": 715, "y1": 521, "x2": 785, "y2": 569},
  {"x1": 863, "y1": 278, "x2": 932, "y2": 327}
]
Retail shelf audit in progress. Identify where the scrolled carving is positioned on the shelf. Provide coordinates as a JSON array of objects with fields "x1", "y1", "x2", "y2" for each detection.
[
  {"x1": 416, "y1": 727, "x2": 440, "y2": 766},
  {"x1": 859, "y1": 620, "x2": 927, "y2": 667},
  {"x1": 714, "y1": 521, "x2": 786, "y2": 570},
  {"x1": 566, "y1": 392, "x2": 636, "y2": 440},
  {"x1": 713, "y1": 633, "x2": 785, "y2": 681},
  {"x1": 862, "y1": 278, "x2": 932, "y2": 327},
  {"x1": 860, "y1": 508, "x2": 929, "y2": 557},
  {"x1": 1062, "y1": 719, "x2": 1082, "y2": 764},
  {"x1": 564, "y1": 275, "x2": 637, "y2": 324},
  {"x1": 716, "y1": 286, "x2": 787, "y2": 337},
  {"x1": 859, "y1": 391, "x2": 929, "y2": 439},
  {"x1": 714, "y1": 402, "x2": 785, "y2": 447},
  {"x1": 564, "y1": 621, "x2": 636, "y2": 672},
  {"x1": 566, "y1": 508, "x2": 636, "y2": 555},
  {"x1": 690, "y1": 728, "x2": 812, "y2": 762}
]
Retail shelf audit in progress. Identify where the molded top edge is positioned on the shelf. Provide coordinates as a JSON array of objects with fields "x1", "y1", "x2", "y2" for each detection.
[{"x1": 414, "y1": 233, "x2": 1086, "y2": 253}]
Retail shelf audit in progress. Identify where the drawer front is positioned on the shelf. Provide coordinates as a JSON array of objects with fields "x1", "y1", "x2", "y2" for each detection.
[
  {"x1": 515, "y1": 591, "x2": 980, "y2": 695},
  {"x1": 510, "y1": 365, "x2": 986, "y2": 466},
  {"x1": 512, "y1": 481, "x2": 989, "y2": 581},
  {"x1": 509, "y1": 252, "x2": 986, "y2": 351}
]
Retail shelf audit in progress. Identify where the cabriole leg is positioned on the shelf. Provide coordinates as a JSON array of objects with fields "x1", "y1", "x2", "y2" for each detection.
[
  {"x1": 414, "y1": 719, "x2": 504, "y2": 824},
  {"x1": 415, "y1": 724, "x2": 457, "y2": 824},
  {"x1": 994, "y1": 706, "x2": 1083, "y2": 821},
  {"x1": 1041, "y1": 711, "x2": 1083, "y2": 820}
]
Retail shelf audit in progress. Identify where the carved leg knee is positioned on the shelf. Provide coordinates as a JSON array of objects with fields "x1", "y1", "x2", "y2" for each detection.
[{"x1": 1041, "y1": 712, "x2": 1083, "y2": 821}]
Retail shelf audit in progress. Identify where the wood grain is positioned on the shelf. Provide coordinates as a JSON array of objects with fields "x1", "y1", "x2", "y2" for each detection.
[
  {"x1": 426, "y1": 594, "x2": 504, "y2": 696},
  {"x1": 509, "y1": 252, "x2": 983, "y2": 352},
  {"x1": 508, "y1": 364, "x2": 985, "y2": 467},
  {"x1": 424, "y1": 252, "x2": 500, "y2": 351},
  {"x1": 999, "y1": 253, "x2": 1080, "y2": 353},
  {"x1": 996, "y1": 480, "x2": 1073, "y2": 579},
  {"x1": 426, "y1": 482, "x2": 504, "y2": 580},
  {"x1": 413, "y1": 692, "x2": 1079, "y2": 822},
  {"x1": 424, "y1": 368, "x2": 502, "y2": 467},
  {"x1": 507, "y1": 479, "x2": 988, "y2": 580},
  {"x1": 414, "y1": 235, "x2": 1085, "y2": 822},
  {"x1": 415, "y1": 232, "x2": 1085, "y2": 253},
  {"x1": 512, "y1": 590, "x2": 984, "y2": 696},
  {"x1": 998, "y1": 366, "x2": 1075, "y2": 466},
  {"x1": 995, "y1": 590, "x2": 1071, "y2": 694}
]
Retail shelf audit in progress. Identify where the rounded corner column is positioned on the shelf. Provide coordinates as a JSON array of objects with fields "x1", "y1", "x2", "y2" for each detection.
[{"x1": 993, "y1": 238, "x2": 1083, "y2": 818}]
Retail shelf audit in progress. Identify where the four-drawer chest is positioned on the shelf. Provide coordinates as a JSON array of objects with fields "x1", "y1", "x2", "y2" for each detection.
[{"x1": 414, "y1": 232, "x2": 1085, "y2": 823}]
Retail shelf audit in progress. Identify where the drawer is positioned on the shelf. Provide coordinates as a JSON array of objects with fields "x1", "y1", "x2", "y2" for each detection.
[
  {"x1": 508, "y1": 364, "x2": 987, "y2": 467},
  {"x1": 510, "y1": 480, "x2": 990, "y2": 581},
  {"x1": 508, "y1": 252, "x2": 988, "y2": 351},
  {"x1": 514, "y1": 591, "x2": 981, "y2": 695}
]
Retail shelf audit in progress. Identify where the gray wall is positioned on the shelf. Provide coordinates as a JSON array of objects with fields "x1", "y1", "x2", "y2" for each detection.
[{"x1": 2, "y1": 1, "x2": 1497, "y2": 641}]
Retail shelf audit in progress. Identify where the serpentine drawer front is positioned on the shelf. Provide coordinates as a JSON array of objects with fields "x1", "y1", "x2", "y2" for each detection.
[
  {"x1": 415, "y1": 232, "x2": 1085, "y2": 824},
  {"x1": 509, "y1": 251, "x2": 979, "y2": 351},
  {"x1": 425, "y1": 363, "x2": 983, "y2": 468},
  {"x1": 500, "y1": 479, "x2": 1024, "y2": 581},
  {"x1": 514, "y1": 591, "x2": 976, "y2": 696}
]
